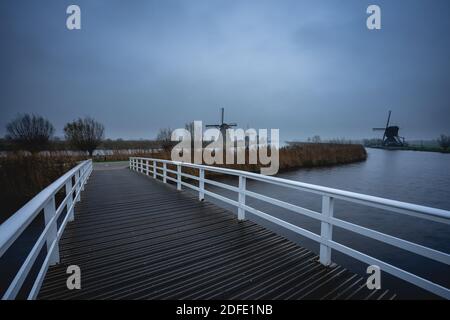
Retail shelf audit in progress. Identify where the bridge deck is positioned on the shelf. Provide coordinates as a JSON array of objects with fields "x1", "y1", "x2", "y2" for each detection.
[{"x1": 38, "y1": 166, "x2": 395, "y2": 300}]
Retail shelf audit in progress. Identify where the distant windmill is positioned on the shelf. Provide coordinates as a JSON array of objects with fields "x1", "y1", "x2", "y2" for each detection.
[
  {"x1": 372, "y1": 110, "x2": 405, "y2": 147},
  {"x1": 205, "y1": 108, "x2": 237, "y2": 143}
]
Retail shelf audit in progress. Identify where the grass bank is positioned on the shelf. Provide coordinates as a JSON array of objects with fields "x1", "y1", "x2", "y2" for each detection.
[{"x1": 367, "y1": 145, "x2": 450, "y2": 154}]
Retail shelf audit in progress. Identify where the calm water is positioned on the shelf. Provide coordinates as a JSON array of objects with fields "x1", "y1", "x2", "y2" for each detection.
[
  {"x1": 281, "y1": 148, "x2": 450, "y2": 210},
  {"x1": 207, "y1": 148, "x2": 450, "y2": 298}
]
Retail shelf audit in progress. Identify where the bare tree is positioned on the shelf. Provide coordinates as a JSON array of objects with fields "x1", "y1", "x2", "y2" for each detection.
[
  {"x1": 64, "y1": 117, "x2": 105, "y2": 156},
  {"x1": 437, "y1": 134, "x2": 450, "y2": 150},
  {"x1": 156, "y1": 127, "x2": 174, "y2": 151},
  {"x1": 6, "y1": 114, "x2": 55, "y2": 153},
  {"x1": 185, "y1": 122, "x2": 195, "y2": 137}
]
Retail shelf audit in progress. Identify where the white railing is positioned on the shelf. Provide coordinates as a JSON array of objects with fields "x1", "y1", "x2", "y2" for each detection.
[
  {"x1": 0, "y1": 159, "x2": 93, "y2": 300},
  {"x1": 130, "y1": 157, "x2": 450, "y2": 299}
]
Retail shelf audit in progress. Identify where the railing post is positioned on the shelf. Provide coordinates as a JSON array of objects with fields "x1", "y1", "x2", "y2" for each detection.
[
  {"x1": 319, "y1": 195, "x2": 334, "y2": 266},
  {"x1": 238, "y1": 175, "x2": 246, "y2": 220},
  {"x1": 199, "y1": 168, "x2": 205, "y2": 201},
  {"x1": 163, "y1": 163, "x2": 167, "y2": 183},
  {"x1": 80, "y1": 167, "x2": 85, "y2": 191},
  {"x1": 44, "y1": 196, "x2": 59, "y2": 265},
  {"x1": 75, "y1": 170, "x2": 81, "y2": 202},
  {"x1": 65, "y1": 178, "x2": 74, "y2": 222},
  {"x1": 153, "y1": 160, "x2": 157, "y2": 178},
  {"x1": 146, "y1": 160, "x2": 150, "y2": 175},
  {"x1": 129, "y1": 158, "x2": 132, "y2": 170},
  {"x1": 177, "y1": 164, "x2": 182, "y2": 190}
]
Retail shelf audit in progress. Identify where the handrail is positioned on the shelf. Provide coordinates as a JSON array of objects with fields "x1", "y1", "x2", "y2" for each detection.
[
  {"x1": 0, "y1": 159, "x2": 93, "y2": 300},
  {"x1": 130, "y1": 157, "x2": 450, "y2": 223},
  {"x1": 130, "y1": 157, "x2": 450, "y2": 299}
]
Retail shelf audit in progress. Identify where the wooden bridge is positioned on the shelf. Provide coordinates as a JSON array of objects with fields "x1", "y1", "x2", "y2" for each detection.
[
  {"x1": 37, "y1": 165, "x2": 393, "y2": 299},
  {"x1": 1, "y1": 159, "x2": 449, "y2": 300}
]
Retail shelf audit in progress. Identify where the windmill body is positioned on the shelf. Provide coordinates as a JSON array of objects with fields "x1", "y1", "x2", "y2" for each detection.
[
  {"x1": 205, "y1": 108, "x2": 237, "y2": 143},
  {"x1": 373, "y1": 110, "x2": 405, "y2": 147}
]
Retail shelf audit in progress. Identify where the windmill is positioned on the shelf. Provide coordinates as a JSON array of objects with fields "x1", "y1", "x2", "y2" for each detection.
[
  {"x1": 373, "y1": 110, "x2": 405, "y2": 147},
  {"x1": 205, "y1": 108, "x2": 237, "y2": 143}
]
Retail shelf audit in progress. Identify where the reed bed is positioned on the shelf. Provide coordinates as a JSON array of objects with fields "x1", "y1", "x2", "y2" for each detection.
[
  {"x1": 0, "y1": 154, "x2": 80, "y2": 223},
  {"x1": 151, "y1": 143, "x2": 367, "y2": 179}
]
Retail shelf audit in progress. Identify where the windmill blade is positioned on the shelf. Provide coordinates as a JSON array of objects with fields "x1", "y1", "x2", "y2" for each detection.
[
  {"x1": 227, "y1": 123, "x2": 238, "y2": 127},
  {"x1": 205, "y1": 124, "x2": 220, "y2": 128},
  {"x1": 385, "y1": 110, "x2": 392, "y2": 129},
  {"x1": 382, "y1": 110, "x2": 391, "y2": 142},
  {"x1": 373, "y1": 128, "x2": 386, "y2": 131}
]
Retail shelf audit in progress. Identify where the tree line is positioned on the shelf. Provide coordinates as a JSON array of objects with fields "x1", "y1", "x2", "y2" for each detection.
[
  {"x1": 4, "y1": 114, "x2": 104, "y2": 156},
  {"x1": 2, "y1": 114, "x2": 170, "y2": 155},
  {"x1": 4, "y1": 114, "x2": 450, "y2": 155}
]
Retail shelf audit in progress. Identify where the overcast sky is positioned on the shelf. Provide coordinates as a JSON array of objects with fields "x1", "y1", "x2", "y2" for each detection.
[{"x1": 0, "y1": 0, "x2": 449, "y2": 141}]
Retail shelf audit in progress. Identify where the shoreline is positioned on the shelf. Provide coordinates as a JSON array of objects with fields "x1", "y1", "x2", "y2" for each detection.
[{"x1": 367, "y1": 145, "x2": 450, "y2": 154}]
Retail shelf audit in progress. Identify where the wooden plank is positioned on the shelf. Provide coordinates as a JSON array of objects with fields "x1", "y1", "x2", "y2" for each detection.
[{"x1": 38, "y1": 168, "x2": 395, "y2": 300}]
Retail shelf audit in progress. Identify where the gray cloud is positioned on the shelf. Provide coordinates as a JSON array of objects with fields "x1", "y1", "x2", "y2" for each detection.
[{"x1": 0, "y1": 0, "x2": 449, "y2": 141}]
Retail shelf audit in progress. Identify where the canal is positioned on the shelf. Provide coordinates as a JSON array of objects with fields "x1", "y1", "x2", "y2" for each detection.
[{"x1": 206, "y1": 148, "x2": 450, "y2": 298}]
